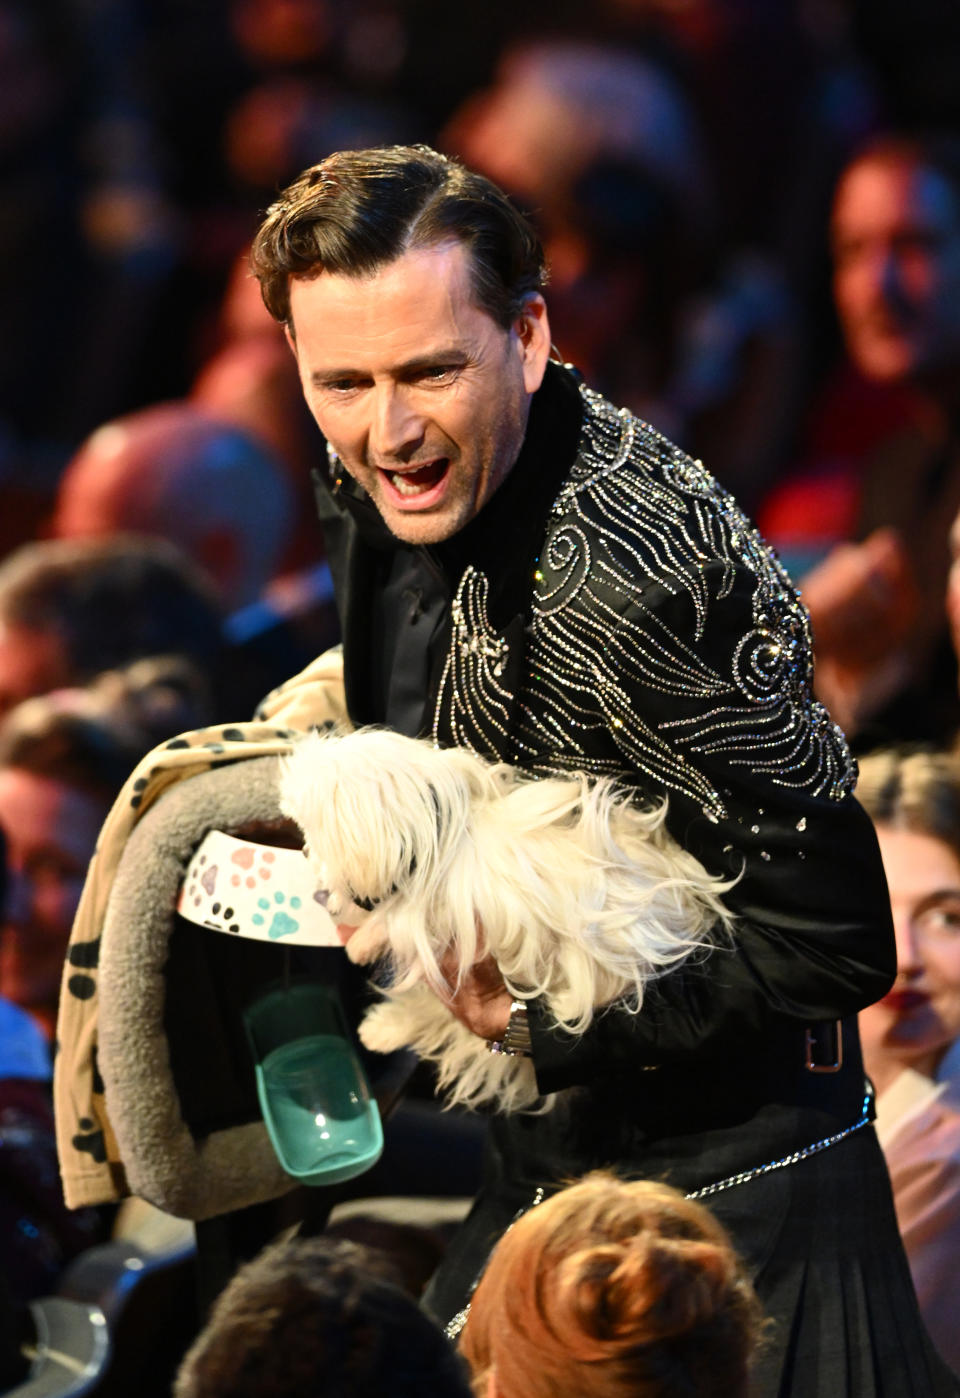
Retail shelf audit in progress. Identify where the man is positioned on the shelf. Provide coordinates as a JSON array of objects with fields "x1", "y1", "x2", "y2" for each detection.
[
  {"x1": 759, "y1": 135, "x2": 960, "y2": 745},
  {"x1": 249, "y1": 147, "x2": 955, "y2": 1392},
  {"x1": 831, "y1": 139, "x2": 960, "y2": 390}
]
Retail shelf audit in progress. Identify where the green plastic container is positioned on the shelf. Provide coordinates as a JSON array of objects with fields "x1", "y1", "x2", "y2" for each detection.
[{"x1": 244, "y1": 982, "x2": 383, "y2": 1187}]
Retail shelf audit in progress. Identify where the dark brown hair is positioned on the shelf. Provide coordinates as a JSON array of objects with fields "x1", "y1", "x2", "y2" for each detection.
[
  {"x1": 173, "y1": 1235, "x2": 473, "y2": 1398},
  {"x1": 249, "y1": 144, "x2": 547, "y2": 330},
  {"x1": 460, "y1": 1171, "x2": 763, "y2": 1398},
  {"x1": 856, "y1": 747, "x2": 960, "y2": 859},
  {"x1": 0, "y1": 656, "x2": 213, "y2": 801}
]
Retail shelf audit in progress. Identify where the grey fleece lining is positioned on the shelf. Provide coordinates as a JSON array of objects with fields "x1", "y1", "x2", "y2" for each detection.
[{"x1": 98, "y1": 756, "x2": 296, "y2": 1220}]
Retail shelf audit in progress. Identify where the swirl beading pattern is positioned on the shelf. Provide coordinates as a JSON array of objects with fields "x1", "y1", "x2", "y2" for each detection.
[{"x1": 434, "y1": 382, "x2": 856, "y2": 818}]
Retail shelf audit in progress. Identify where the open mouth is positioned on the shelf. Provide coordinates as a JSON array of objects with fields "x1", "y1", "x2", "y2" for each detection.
[{"x1": 381, "y1": 459, "x2": 450, "y2": 505}]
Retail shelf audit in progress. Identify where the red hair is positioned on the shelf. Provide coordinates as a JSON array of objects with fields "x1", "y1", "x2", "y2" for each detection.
[{"x1": 460, "y1": 1172, "x2": 762, "y2": 1398}]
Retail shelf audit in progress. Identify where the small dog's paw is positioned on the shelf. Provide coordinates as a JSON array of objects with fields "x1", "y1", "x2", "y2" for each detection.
[
  {"x1": 358, "y1": 1004, "x2": 407, "y2": 1053},
  {"x1": 343, "y1": 922, "x2": 388, "y2": 965}
]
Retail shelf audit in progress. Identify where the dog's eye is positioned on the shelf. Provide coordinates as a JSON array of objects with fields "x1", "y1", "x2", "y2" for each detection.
[{"x1": 350, "y1": 892, "x2": 379, "y2": 912}]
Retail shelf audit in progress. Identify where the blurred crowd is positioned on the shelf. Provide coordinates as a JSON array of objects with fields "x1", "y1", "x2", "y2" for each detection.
[{"x1": 2, "y1": 0, "x2": 960, "y2": 1392}]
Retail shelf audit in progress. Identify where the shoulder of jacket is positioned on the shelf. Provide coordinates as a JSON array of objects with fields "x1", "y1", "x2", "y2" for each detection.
[
  {"x1": 541, "y1": 383, "x2": 790, "y2": 594},
  {"x1": 553, "y1": 384, "x2": 736, "y2": 528}
]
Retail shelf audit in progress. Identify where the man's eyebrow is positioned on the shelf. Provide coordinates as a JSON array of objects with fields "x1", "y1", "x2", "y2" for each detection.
[
  {"x1": 309, "y1": 349, "x2": 469, "y2": 387},
  {"x1": 310, "y1": 367, "x2": 358, "y2": 387},
  {"x1": 915, "y1": 888, "x2": 960, "y2": 910}
]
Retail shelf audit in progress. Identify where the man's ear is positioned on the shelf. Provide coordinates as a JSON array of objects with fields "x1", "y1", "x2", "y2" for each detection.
[
  {"x1": 515, "y1": 294, "x2": 552, "y2": 394},
  {"x1": 283, "y1": 323, "x2": 298, "y2": 360}
]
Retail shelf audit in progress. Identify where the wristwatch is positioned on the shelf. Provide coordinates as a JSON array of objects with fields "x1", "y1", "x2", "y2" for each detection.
[{"x1": 488, "y1": 1000, "x2": 532, "y2": 1057}]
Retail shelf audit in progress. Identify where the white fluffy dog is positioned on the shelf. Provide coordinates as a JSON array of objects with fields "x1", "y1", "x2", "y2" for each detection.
[{"x1": 280, "y1": 728, "x2": 734, "y2": 1112}]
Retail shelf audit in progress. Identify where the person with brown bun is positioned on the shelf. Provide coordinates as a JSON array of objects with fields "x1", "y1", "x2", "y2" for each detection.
[{"x1": 460, "y1": 1171, "x2": 763, "y2": 1398}]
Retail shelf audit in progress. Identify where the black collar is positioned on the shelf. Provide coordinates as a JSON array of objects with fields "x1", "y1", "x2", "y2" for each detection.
[{"x1": 436, "y1": 361, "x2": 583, "y2": 606}]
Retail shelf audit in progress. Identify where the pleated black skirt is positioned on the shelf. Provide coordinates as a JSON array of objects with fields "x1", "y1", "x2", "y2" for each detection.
[{"x1": 424, "y1": 1124, "x2": 959, "y2": 1396}]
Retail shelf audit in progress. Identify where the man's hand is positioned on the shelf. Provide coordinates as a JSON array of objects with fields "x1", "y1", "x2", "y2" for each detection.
[
  {"x1": 438, "y1": 952, "x2": 513, "y2": 1042},
  {"x1": 802, "y1": 528, "x2": 921, "y2": 734},
  {"x1": 802, "y1": 527, "x2": 918, "y2": 663}
]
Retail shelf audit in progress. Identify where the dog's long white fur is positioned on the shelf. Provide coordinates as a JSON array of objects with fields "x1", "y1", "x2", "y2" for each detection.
[{"x1": 280, "y1": 728, "x2": 735, "y2": 1112}]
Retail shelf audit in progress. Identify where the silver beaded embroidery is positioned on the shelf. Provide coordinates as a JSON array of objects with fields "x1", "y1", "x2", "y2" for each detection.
[
  {"x1": 433, "y1": 567, "x2": 512, "y2": 757},
  {"x1": 434, "y1": 383, "x2": 856, "y2": 819}
]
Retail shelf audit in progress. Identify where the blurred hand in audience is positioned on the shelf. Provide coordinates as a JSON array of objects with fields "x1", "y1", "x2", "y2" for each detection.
[{"x1": 803, "y1": 527, "x2": 920, "y2": 734}]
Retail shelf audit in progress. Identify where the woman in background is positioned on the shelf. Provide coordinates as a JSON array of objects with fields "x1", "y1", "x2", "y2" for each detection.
[{"x1": 857, "y1": 747, "x2": 960, "y2": 1374}]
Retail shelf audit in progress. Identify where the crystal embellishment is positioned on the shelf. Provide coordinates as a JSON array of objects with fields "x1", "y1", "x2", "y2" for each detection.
[{"x1": 433, "y1": 382, "x2": 856, "y2": 819}]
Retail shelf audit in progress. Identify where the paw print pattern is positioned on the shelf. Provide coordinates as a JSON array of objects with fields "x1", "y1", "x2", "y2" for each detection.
[
  {"x1": 205, "y1": 902, "x2": 240, "y2": 934},
  {"x1": 186, "y1": 850, "x2": 219, "y2": 908},
  {"x1": 67, "y1": 936, "x2": 99, "y2": 1002},
  {"x1": 68, "y1": 937, "x2": 101, "y2": 969},
  {"x1": 91, "y1": 1045, "x2": 105, "y2": 1097},
  {"x1": 252, "y1": 891, "x2": 302, "y2": 940},
  {"x1": 230, "y1": 846, "x2": 277, "y2": 891},
  {"x1": 72, "y1": 1119, "x2": 107, "y2": 1163}
]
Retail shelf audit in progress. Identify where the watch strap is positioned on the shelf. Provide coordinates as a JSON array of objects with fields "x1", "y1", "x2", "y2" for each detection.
[{"x1": 489, "y1": 1000, "x2": 532, "y2": 1057}]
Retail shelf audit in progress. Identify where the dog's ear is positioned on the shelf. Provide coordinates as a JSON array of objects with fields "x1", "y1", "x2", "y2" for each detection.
[{"x1": 279, "y1": 727, "x2": 476, "y2": 908}]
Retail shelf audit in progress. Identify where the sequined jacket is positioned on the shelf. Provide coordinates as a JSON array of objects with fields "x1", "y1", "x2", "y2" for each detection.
[
  {"x1": 316, "y1": 362, "x2": 894, "y2": 1086},
  {"x1": 316, "y1": 364, "x2": 914, "y2": 1346},
  {"x1": 321, "y1": 360, "x2": 894, "y2": 1068}
]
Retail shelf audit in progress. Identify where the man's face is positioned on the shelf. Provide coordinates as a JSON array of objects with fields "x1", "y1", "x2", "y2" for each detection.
[
  {"x1": 832, "y1": 156, "x2": 960, "y2": 384},
  {"x1": 287, "y1": 241, "x2": 550, "y2": 545},
  {"x1": 0, "y1": 769, "x2": 109, "y2": 1035}
]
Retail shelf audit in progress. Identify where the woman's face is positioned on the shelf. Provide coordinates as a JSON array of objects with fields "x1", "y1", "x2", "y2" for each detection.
[
  {"x1": 0, "y1": 769, "x2": 108, "y2": 1034},
  {"x1": 860, "y1": 824, "x2": 960, "y2": 1075}
]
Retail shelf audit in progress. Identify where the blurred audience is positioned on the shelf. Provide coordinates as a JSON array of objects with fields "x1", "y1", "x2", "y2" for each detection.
[
  {"x1": 856, "y1": 747, "x2": 960, "y2": 1372},
  {"x1": 173, "y1": 1235, "x2": 474, "y2": 1398},
  {"x1": 799, "y1": 525, "x2": 924, "y2": 741},
  {"x1": 443, "y1": 38, "x2": 802, "y2": 500},
  {"x1": 192, "y1": 319, "x2": 317, "y2": 481},
  {"x1": 760, "y1": 133, "x2": 960, "y2": 746},
  {"x1": 443, "y1": 39, "x2": 706, "y2": 430},
  {"x1": 0, "y1": 994, "x2": 106, "y2": 1311},
  {"x1": 459, "y1": 1171, "x2": 763, "y2": 1398},
  {"x1": 50, "y1": 404, "x2": 341, "y2": 690},
  {"x1": 190, "y1": 250, "x2": 329, "y2": 572},
  {"x1": 0, "y1": 654, "x2": 213, "y2": 1039},
  {"x1": 0, "y1": 532, "x2": 317, "y2": 721},
  {"x1": 947, "y1": 504, "x2": 960, "y2": 683},
  {"x1": 0, "y1": 813, "x2": 107, "y2": 1321},
  {"x1": 52, "y1": 403, "x2": 296, "y2": 611},
  {"x1": 0, "y1": 535, "x2": 221, "y2": 721}
]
